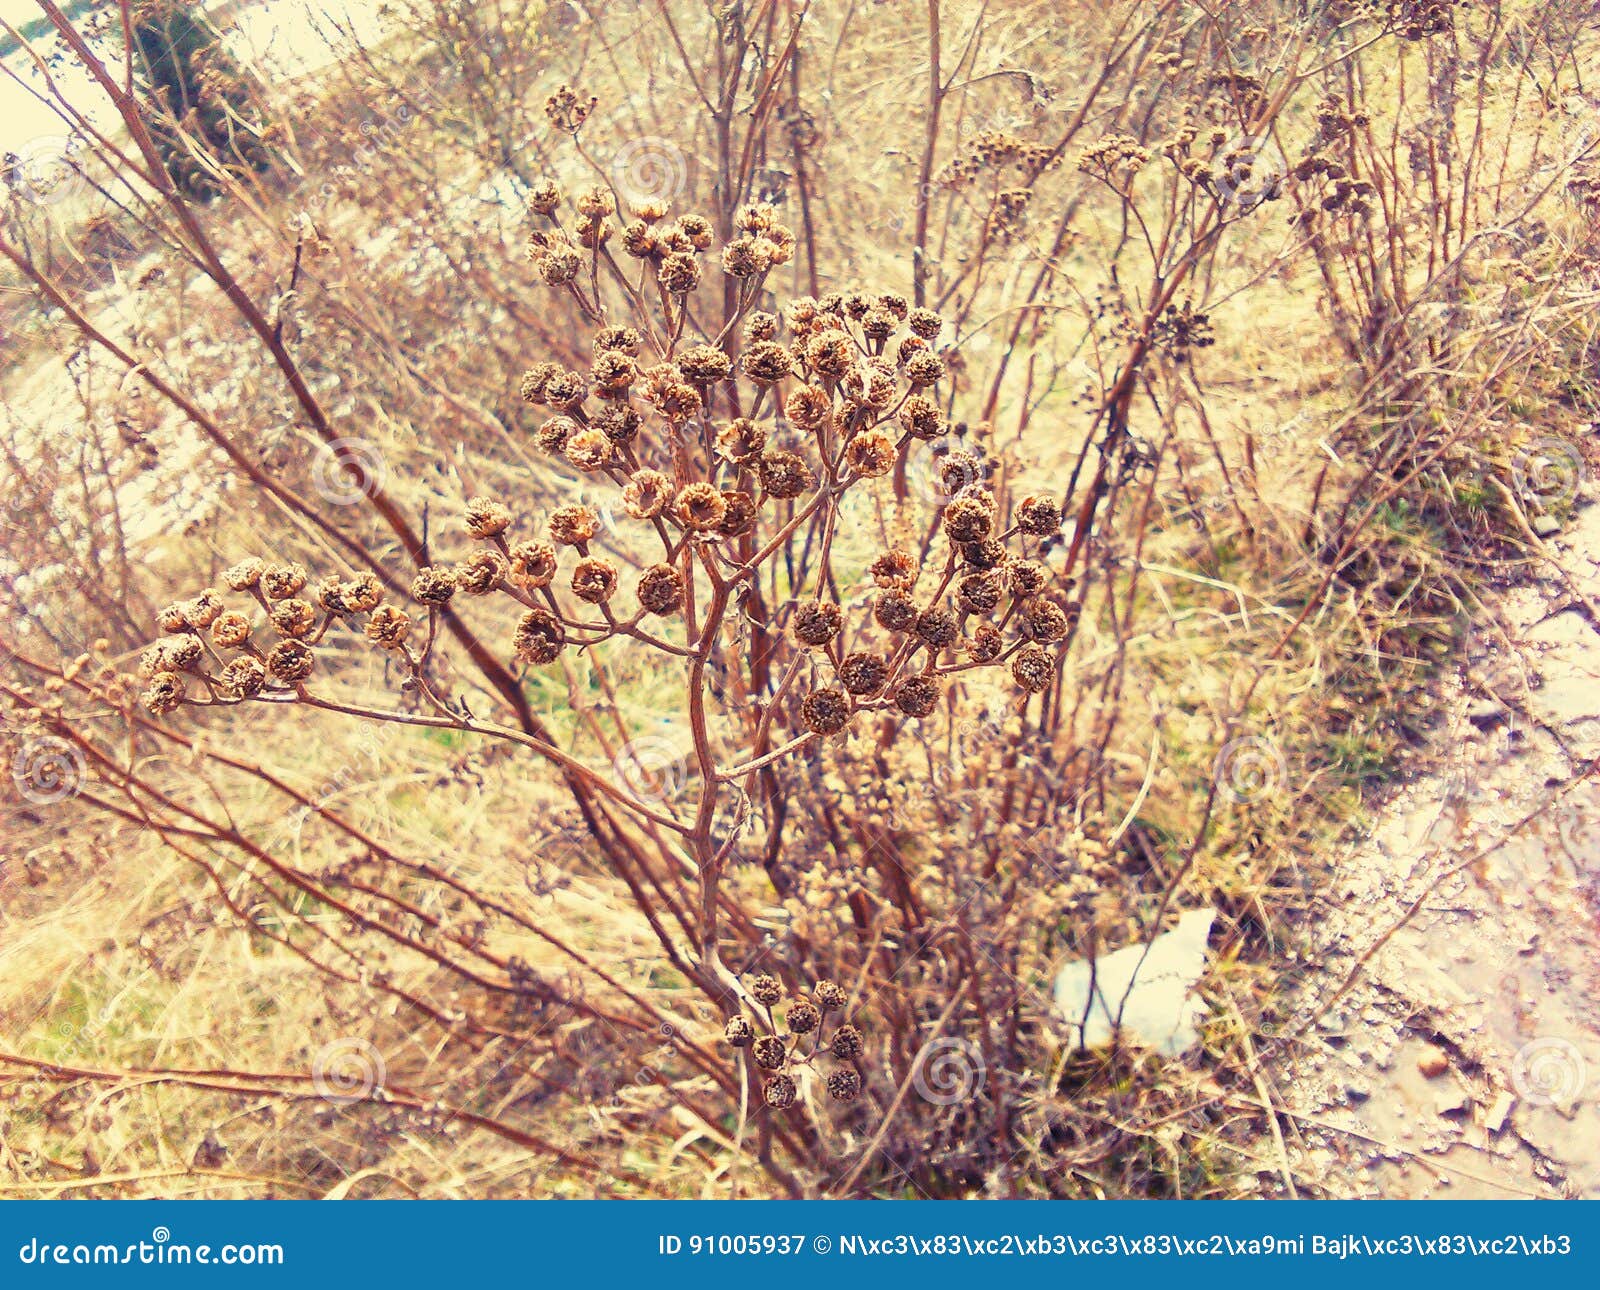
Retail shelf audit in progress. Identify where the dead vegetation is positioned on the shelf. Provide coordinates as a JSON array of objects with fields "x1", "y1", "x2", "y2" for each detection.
[{"x1": 0, "y1": 0, "x2": 1597, "y2": 1198}]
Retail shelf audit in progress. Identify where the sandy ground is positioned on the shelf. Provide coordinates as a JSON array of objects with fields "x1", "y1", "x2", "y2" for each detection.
[{"x1": 1285, "y1": 467, "x2": 1600, "y2": 1198}]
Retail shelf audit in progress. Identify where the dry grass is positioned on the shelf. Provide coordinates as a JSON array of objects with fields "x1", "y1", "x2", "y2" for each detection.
[{"x1": 1, "y1": 0, "x2": 1597, "y2": 1198}]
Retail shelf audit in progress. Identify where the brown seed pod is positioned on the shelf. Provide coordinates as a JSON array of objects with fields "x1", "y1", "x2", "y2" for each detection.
[
  {"x1": 967, "y1": 623, "x2": 1004, "y2": 663},
  {"x1": 892, "y1": 675, "x2": 941, "y2": 718},
  {"x1": 411, "y1": 567, "x2": 458, "y2": 605},
  {"x1": 1022, "y1": 599, "x2": 1070, "y2": 644},
  {"x1": 222, "y1": 558, "x2": 265, "y2": 591},
  {"x1": 465, "y1": 497, "x2": 512, "y2": 538},
  {"x1": 957, "y1": 571, "x2": 1003, "y2": 613},
  {"x1": 675, "y1": 482, "x2": 728, "y2": 532},
  {"x1": 636, "y1": 564, "x2": 685, "y2": 615},
  {"x1": 571, "y1": 558, "x2": 618, "y2": 604},
  {"x1": 260, "y1": 563, "x2": 309, "y2": 601},
  {"x1": 846, "y1": 428, "x2": 896, "y2": 478},
  {"x1": 364, "y1": 605, "x2": 412, "y2": 650},
  {"x1": 218, "y1": 656, "x2": 267, "y2": 698},
  {"x1": 549, "y1": 505, "x2": 600, "y2": 546},
  {"x1": 792, "y1": 601, "x2": 843, "y2": 647},
  {"x1": 456, "y1": 550, "x2": 507, "y2": 595},
  {"x1": 269, "y1": 598, "x2": 317, "y2": 640},
  {"x1": 1008, "y1": 559, "x2": 1049, "y2": 598},
  {"x1": 827, "y1": 1069, "x2": 862, "y2": 1103},
  {"x1": 837, "y1": 653, "x2": 889, "y2": 697},
  {"x1": 716, "y1": 418, "x2": 767, "y2": 463},
  {"x1": 830, "y1": 1023, "x2": 864, "y2": 1059},
  {"x1": 513, "y1": 608, "x2": 566, "y2": 665},
  {"x1": 750, "y1": 974, "x2": 783, "y2": 1006},
  {"x1": 716, "y1": 490, "x2": 757, "y2": 538},
  {"x1": 1012, "y1": 643, "x2": 1055, "y2": 693},
  {"x1": 141, "y1": 671, "x2": 186, "y2": 715},
  {"x1": 800, "y1": 688, "x2": 852, "y2": 736},
  {"x1": 508, "y1": 540, "x2": 559, "y2": 588},
  {"x1": 915, "y1": 608, "x2": 958, "y2": 650},
  {"x1": 565, "y1": 428, "x2": 614, "y2": 471},
  {"x1": 623, "y1": 469, "x2": 672, "y2": 520},
  {"x1": 874, "y1": 589, "x2": 918, "y2": 633},
  {"x1": 265, "y1": 639, "x2": 315, "y2": 684},
  {"x1": 763, "y1": 1073, "x2": 798, "y2": 1109},
  {"x1": 786, "y1": 1000, "x2": 821, "y2": 1034},
  {"x1": 943, "y1": 495, "x2": 994, "y2": 543},
  {"x1": 740, "y1": 340, "x2": 793, "y2": 383},
  {"x1": 1017, "y1": 494, "x2": 1062, "y2": 536},
  {"x1": 757, "y1": 449, "x2": 815, "y2": 500},
  {"x1": 814, "y1": 980, "x2": 848, "y2": 1012},
  {"x1": 210, "y1": 612, "x2": 252, "y2": 649},
  {"x1": 753, "y1": 1036, "x2": 788, "y2": 1071},
  {"x1": 723, "y1": 1016, "x2": 754, "y2": 1048}
]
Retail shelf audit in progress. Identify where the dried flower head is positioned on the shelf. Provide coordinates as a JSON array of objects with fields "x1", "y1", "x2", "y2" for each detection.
[
  {"x1": 210, "y1": 612, "x2": 252, "y2": 649},
  {"x1": 269, "y1": 598, "x2": 317, "y2": 640},
  {"x1": 565, "y1": 428, "x2": 615, "y2": 471},
  {"x1": 223, "y1": 558, "x2": 265, "y2": 591},
  {"x1": 827, "y1": 1069, "x2": 862, "y2": 1103},
  {"x1": 837, "y1": 653, "x2": 888, "y2": 697},
  {"x1": 830, "y1": 1024, "x2": 863, "y2": 1059},
  {"x1": 678, "y1": 343, "x2": 732, "y2": 385},
  {"x1": 513, "y1": 608, "x2": 565, "y2": 665},
  {"x1": 716, "y1": 418, "x2": 767, "y2": 463},
  {"x1": 874, "y1": 589, "x2": 918, "y2": 633},
  {"x1": 261, "y1": 563, "x2": 309, "y2": 601},
  {"x1": 792, "y1": 601, "x2": 843, "y2": 647},
  {"x1": 814, "y1": 980, "x2": 848, "y2": 1012},
  {"x1": 716, "y1": 491, "x2": 757, "y2": 538},
  {"x1": 1017, "y1": 495, "x2": 1061, "y2": 536},
  {"x1": 800, "y1": 688, "x2": 852, "y2": 736},
  {"x1": 892, "y1": 675, "x2": 941, "y2": 718},
  {"x1": 757, "y1": 450, "x2": 814, "y2": 500},
  {"x1": 1012, "y1": 644, "x2": 1055, "y2": 692},
  {"x1": 753, "y1": 1036, "x2": 787, "y2": 1071},
  {"x1": 411, "y1": 567, "x2": 457, "y2": 605},
  {"x1": 786, "y1": 1000, "x2": 821, "y2": 1034},
  {"x1": 675, "y1": 482, "x2": 728, "y2": 532},
  {"x1": 750, "y1": 974, "x2": 783, "y2": 1006},
  {"x1": 1022, "y1": 598, "x2": 1069, "y2": 643},
  {"x1": 870, "y1": 550, "x2": 914, "y2": 587},
  {"x1": 846, "y1": 428, "x2": 896, "y2": 478},
  {"x1": 623, "y1": 470, "x2": 671, "y2": 520},
  {"x1": 265, "y1": 640, "x2": 315, "y2": 684},
  {"x1": 141, "y1": 671, "x2": 186, "y2": 715},
  {"x1": 455, "y1": 550, "x2": 507, "y2": 595},
  {"x1": 509, "y1": 540, "x2": 559, "y2": 588},
  {"x1": 549, "y1": 505, "x2": 600, "y2": 546},
  {"x1": 967, "y1": 623, "x2": 1004, "y2": 663},
  {"x1": 465, "y1": 497, "x2": 512, "y2": 539},
  {"x1": 636, "y1": 564, "x2": 685, "y2": 615},
  {"x1": 364, "y1": 605, "x2": 411, "y2": 650},
  {"x1": 763, "y1": 1073, "x2": 797, "y2": 1109},
  {"x1": 943, "y1": 494, "x2": 995, "y2": 543},
  {"x1": 740, "y1": 341, "x2": 792, "y2": 383},
  {"x1": 571, "y1": 557, "x2": 618, "y2": 604},
  {"x1": 723, "y1": 1016, "x2": 754, "y2": 1048},
  {"x1": 219, "y1": 656, "x2": 267, "y2": 698}
]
